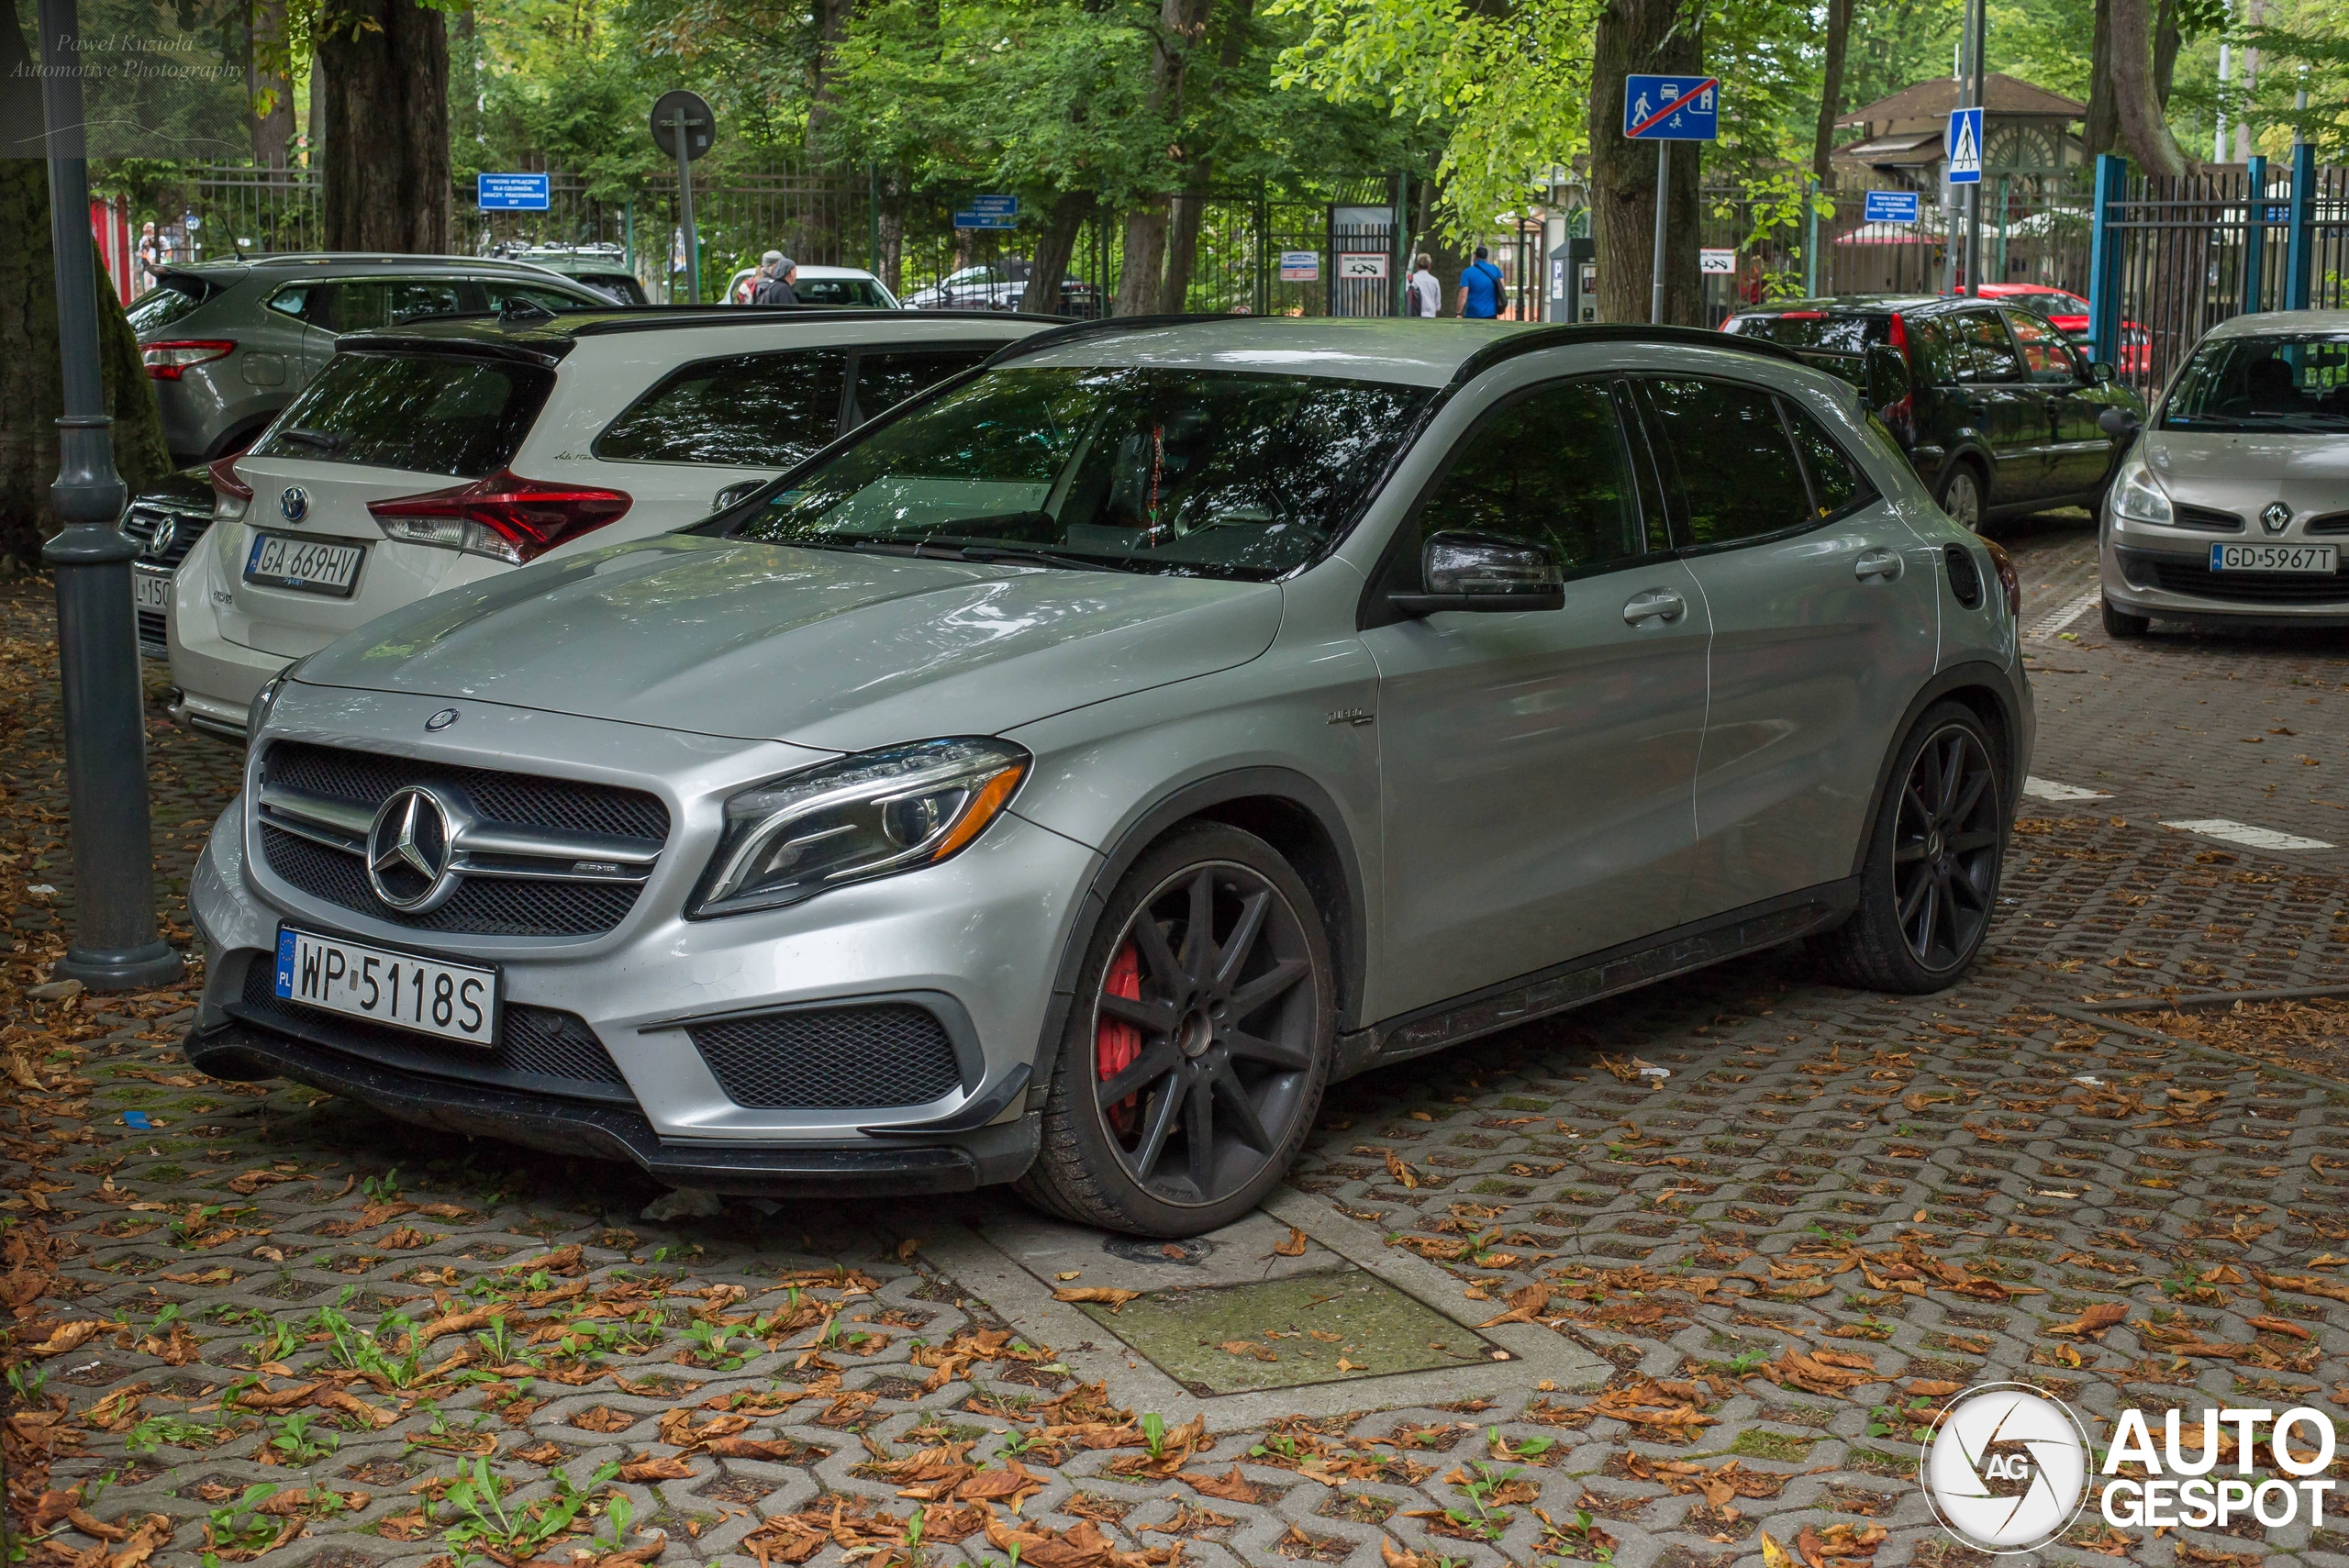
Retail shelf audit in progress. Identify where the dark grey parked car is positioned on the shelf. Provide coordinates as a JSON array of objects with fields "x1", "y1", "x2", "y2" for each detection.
[{"x1": 128, "y1": 254, "x2": 615, "y2": 465}]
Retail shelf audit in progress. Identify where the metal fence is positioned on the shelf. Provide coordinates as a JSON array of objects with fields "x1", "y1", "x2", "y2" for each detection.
[{"x1": 2087, "y1": 150, "x2": 2349, "y2": 398}]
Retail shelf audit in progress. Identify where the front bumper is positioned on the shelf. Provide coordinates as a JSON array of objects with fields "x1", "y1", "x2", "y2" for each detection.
[
  {"x1": 2101, "y1": 528, "x2": 2349, "y2": 628},
  {"x1": 185, "y1": 692, "x2": 1102, "y2": 1188}
]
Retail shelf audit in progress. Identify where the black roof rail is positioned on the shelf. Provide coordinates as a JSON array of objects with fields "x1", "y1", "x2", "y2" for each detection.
[{"x1": 1448, "y1": 322, "x2": 1804, "y2": 384}]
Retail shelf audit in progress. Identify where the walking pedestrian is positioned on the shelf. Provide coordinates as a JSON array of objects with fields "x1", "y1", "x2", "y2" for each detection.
[
  {"x1": 136, "y1": 221, "x2": 161, "y2": 294},
  {"x1": 1456, "y1": 246, "x2": 1505, "y2": 320},
  {"x1": 1408, "y1": 253, "x2": 1442, "y2": 318},
  {"x1": 754, "y1": 253, "x2": 799, "y2": 306}
]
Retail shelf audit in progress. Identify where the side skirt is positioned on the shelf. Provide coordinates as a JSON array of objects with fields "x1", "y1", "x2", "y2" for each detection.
[{"x1": 1333, "y1": 881, "x2": 1859, "y2": 1081}]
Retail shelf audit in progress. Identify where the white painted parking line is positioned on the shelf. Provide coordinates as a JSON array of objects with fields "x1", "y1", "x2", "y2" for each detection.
[
  {"x1": 2024, "y1": 776, "x2": 2111, "y2": 802},
  {"x1": 2160, "y1": 818, "x2": 2335, "y2": 851},
  {"x1": 2025, "y1": 587, "x2": 2101, "y2": 641}
]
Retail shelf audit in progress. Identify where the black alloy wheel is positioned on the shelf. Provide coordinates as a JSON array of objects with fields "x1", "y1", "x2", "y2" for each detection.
[
  {"x1": 1019, "y1": 823, "x2": 1332, "y2": 1235},
  {"x1": 1816, "y1": 701, "x2": 2007, "y2": 995},
  {"x1": 1889, "y1": 722, "x2": 2002, "y2": 972}
]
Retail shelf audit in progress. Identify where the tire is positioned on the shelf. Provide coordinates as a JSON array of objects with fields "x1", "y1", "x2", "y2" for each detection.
[
  {"x1": 1816, "y1": 702, "x2": 2007, "y2": 995},
  {"x1": 1017, "y1": 822, "x2": 1335, "y2": 1237},
  {"x1": 1936, "y1": 462, "x2": 1987, "y2": 533},
  {"x1": 2100, "y1": 596, "x2": 2149, "y2": 639}
]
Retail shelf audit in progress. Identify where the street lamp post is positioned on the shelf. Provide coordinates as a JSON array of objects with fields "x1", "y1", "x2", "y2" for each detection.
[{"x1": 36, "y1": 0, "x2": 183, "y2": 993}]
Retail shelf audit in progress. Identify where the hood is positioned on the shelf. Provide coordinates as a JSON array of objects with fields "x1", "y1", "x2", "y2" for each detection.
[
  {"x1": 2147, "y1": 428, "x2": 2349, "y2": 492},
  {"x1": 292, "y1": 534, "x2": 1285, "y2": 751}
]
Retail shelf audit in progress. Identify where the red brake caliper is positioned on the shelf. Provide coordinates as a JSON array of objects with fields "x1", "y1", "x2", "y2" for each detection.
[{"x1": 1097, "y1": 942, "x2": 1142, "y2": 1139}]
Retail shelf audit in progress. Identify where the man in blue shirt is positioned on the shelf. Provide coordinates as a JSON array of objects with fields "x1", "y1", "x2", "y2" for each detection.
[{"x1": 1456, "y1": 247, "x2": 1506, "y2": 319}]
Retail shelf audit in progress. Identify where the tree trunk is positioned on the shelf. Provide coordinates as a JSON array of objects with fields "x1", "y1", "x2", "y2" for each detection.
[
  {"x1": 1022, "y1": 192, "x2": 1094, "y2": 314},
  {"x1": 248, "y1": 0, "x2": 296, "y2": 166},
  {"x1": 1809, "y1": 0, "x2": 1851, "y2": 187},
  {"x1": 1588, "y1": 0, "x2": 1704, "y2": 325},
  {"x1": 1415, "y1": 170, "x2": 1467, "y2": 317},
  {"x1": 2153, "y1": 0, "x2": 2181, "y2": 107},
  {"x1": 806, "y1": 0, "x2": 859, "y2": 260},
  {"x1": 2108, "y1": 0, "x2": 2189, "y2": 176},
  {"x1": 0, "y1": 161, "x2": 175, "y2": 570},
  {"x1": 317, "y1": 0, "x2": 450, "y2": 250},
  {"x1": 1162, "y1": 176, "x2": 1208, "y2": 309},
  {"x1": 1114, "y1": 0, "x2": 1213, "y2": 315},
  {"x1": 2084, "y1": 0, "x2": 2118, "y2": 157}
]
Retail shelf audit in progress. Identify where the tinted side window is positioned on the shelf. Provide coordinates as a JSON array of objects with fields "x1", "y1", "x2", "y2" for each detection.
[
  {"x1": 264, "y1": 284, "x2": 314, "y2": 320},
  {"x1": 1415, "y1": 380, "x2": 1645, "y2": 573},
  {"x1": 1782, "y1": 402, "x2": 1876, "y2": 518},
  {"x1": 2001, "y1": 310, "x2": 2079, "y2": 383},
  {"x1": 1906, "y1": 317, "x2": 1956, "y2": 384},
  {"x1": 1949, "y1": 312, "x2": 2023, "y2": 382},
  {"x1": 1642, "y1": 379, "x2": 1812, "y2": 548},
  {"x1": 483, "y1": 280, "x2": 596, "y2": 313},
  {"x1": 850, "y1": 349, "x2": 990, "y2": 425},
  {"x1": 124, "y1": 280, "x2": 208, "y2": 334},
  {"x1": 594, "y1": 350, "x2": 852, "y2": 468},
  {"x1": 327, "y1": 279, "x2": 467, "y2": 332}
]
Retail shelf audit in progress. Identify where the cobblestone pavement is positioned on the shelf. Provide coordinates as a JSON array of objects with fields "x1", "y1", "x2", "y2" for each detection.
[{"x1": 4, "y1": 531, "x2": 2347, "y2": 1568}]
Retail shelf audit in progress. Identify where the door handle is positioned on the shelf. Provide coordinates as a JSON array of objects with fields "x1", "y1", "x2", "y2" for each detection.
[
  {"x1": 1854, "y1": 548, "x2": 1903, "y2": 582},
  {"x1": 1622, "y1": 589, "x2": 1686, "y2": 626}
]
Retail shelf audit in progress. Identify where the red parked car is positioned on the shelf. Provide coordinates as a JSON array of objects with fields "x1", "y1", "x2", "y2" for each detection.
[{"x1": 1971, "y1": 284, "x2": 2150, "y2": 375}]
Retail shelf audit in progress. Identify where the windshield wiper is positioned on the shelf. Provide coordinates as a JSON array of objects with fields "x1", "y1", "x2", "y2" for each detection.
[
  {"x1": 947, "y1": 544, "x2": 1108, "y2": 572},
  {"x1": 844, "y1": 536, "x2": 1107, "y2": 573},
  {"x1": 278, "y1": 427, "x2": 346, "y2": 452}
]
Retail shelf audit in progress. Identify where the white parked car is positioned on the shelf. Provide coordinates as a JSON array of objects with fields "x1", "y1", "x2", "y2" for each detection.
[
  {"x1": 723, "y1": 263, "x2": 902, "y2": 308},
  {"x1": 167, "y1": 307, "x2": 1045, "y2": 741}
]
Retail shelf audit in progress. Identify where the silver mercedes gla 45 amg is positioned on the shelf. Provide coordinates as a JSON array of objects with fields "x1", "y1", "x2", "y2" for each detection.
[{"x1": 184, "y1": 318, "x2": 2033, "y2": 1236}]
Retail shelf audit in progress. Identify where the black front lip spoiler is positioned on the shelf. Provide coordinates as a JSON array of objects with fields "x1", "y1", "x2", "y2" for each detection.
[{"x1": 185, "y1": 1019, "x2": 1022, "y2": 1196}]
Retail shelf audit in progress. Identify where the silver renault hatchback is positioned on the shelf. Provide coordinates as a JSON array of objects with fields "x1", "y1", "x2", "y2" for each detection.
[{"x1": 184, "y1": 318, "x2": 2032, "y2": 1236}]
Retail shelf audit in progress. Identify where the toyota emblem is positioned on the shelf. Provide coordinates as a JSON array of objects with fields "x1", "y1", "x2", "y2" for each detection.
[
  {"x1": 280, "y1": 486, "x2": 308, "y2": 524},
  {"x1": 2262, "y1": 501, "x2": 2292, "y2": 535},
  {"x1": 364, "y1": 786, "x2": 462, "y2": 912}
]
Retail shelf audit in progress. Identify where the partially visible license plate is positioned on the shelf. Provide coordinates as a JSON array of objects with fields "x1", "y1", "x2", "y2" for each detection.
[
  {"x1": 246, "y1": 532, "x2": 365, "y2": 595},
  {"x1": 132, "y1": 566, "x2": 173, "y2": 610},
  {"x1": 274, "y1": 926, "x2": 498, "y2": 1045},
  {"x1": 2210, "y1": 542, "x2": 2337, "y2": 574}
]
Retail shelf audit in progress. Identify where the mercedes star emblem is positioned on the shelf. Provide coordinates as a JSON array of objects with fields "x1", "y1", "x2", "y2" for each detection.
[
  {"x1": 425, "y1": 708, "x2": 460, "y2": 732},
  {"x1": 281, "y1": 486, "x2": 309, "y2": 524},
  {"x1": 2262, "y1": 501, "x2": 2292, "y2": 535},
  {"x1": 364, "y1": 786, "x2": 461, "y2": 912}
]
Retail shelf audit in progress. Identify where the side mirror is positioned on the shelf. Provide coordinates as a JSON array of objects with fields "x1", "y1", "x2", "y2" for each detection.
[
  {"x1": 2097, "y1": 405, "x2": 2140, "y2": 439},
  {"x1": 1390, "y1": 531, "x2": 1565, "y2": 616},
  {"x1": 1864, "y1": 343, "x2": 1912, "y2": 413},
  {"x1": 2088, "y1": 361, "x2": 2116, "y2": 384}
]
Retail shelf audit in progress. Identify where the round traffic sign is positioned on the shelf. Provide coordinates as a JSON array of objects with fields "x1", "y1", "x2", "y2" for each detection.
[{"x1": 650, "y1": 90, "x2": 717, "y2": 161}]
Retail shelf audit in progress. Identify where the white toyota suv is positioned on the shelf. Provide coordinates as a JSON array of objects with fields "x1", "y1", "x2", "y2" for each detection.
[{"x1": 168, "y1": 307, "x2": 1050, "y2": 741}]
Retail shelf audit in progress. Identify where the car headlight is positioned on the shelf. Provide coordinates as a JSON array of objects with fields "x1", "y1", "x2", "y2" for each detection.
[
  {"x1": 2112, "y1": 459, "x2": 2173, "y2": 527},
  {"x1": 689, "y1": 738, "x2": 1029, "y2": 917}
]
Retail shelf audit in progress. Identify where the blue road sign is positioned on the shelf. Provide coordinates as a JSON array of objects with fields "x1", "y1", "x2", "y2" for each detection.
[
  {"x1": 1623, "y1": 75, "x2": 1720, "y2": 141},
  {"x1": 1945, "y1": 106, "x2": 1984, "y2": 184},
  {"x1": 953, "y1": 194, "x2": 1019, "y2": 230},
  {"x1": 1863, "y1": 190, "x2": 1921, "y2": 225},
  {"x1": 476, "y1": 172, "x2": 551, "y2": 211}
]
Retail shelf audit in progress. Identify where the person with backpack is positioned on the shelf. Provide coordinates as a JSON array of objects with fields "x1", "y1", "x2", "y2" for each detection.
[
  {"x1": 1456, "y1": 246, "x2": 1506, "y2": 320},
  {"x1": 753, "y1": 253, "x2": 798, "y2": 306}
]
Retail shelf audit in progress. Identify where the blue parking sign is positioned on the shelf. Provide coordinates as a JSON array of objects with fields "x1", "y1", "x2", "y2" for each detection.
[
  {"x1": 1945, "y1": 107, "x2": 1984, "y2": 184},
  {"x1": 1623, "y1": 74, "x2": 1720, "y2": 141},
  {"x1": 1863, "y1": 190, "x2": 1921, "y2": 225},
  {"x1": 476, "y1": 172, "x2": 551, "y2": 210}
]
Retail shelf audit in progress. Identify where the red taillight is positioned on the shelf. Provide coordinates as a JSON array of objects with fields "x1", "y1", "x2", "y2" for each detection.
[
  {"x1": 206, "y1": 454, "x2": 252, "y2": 501},
  {"x1": 1776, "y1": 310, "x2": 1826, "y2": 319},
  {"x1": 1983, "y1": 538, "x2": 2021, "y2": 620},
  {"x1": 1886, "y1": 312, "x2": 1909, "y2": 350},
  {"x1": 367, "y1": 470, "x2": 632, "y2": 565},
  {"x1": 141, "y1": 340, "x2": 235, "y2": 380},
  {"x1": 1879, "y1": 313, "x2": 1915, "y2": 430}
]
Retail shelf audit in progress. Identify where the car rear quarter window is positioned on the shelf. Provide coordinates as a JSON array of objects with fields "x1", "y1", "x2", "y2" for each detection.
[
  {"x1": 482, "y1": 280, "x2": 598, "y2": 313},
  {"x1": 1781, "y1": 402, "x2": 1878, "y2": 519},
  {"x1": 1947, "y1": 312, "x2": 2023, "y2": 383},
  {"x1": 594, "y1": 350, "x2": 852, "y2": 468},
  {"x1": 250, "y1": 351, "x2": 554, "y2": 478},
  {"x1": 794, "y1": 278, "x2": 889, "y2": 306},
  {"x1": 1642, "y1": 378, "x2": 1814, "y2": 548},
  {"x1": 1417, "y1": 380, "x2": 1644, "y2": 573},
  {"x1": 849, "y1": 348, "x2": 991, "y2": 425},
  {"x1": 326, "y1": 279, "x2": 470, "y2": 332}
]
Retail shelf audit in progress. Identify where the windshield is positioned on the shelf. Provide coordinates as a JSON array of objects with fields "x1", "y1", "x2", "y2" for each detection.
[
  {"x1": 729, "y1": 365, "x2": 1431, "y2": 581},
  {"x1": 2162, "y1": 333, "x2": 2349, "y2": 432}
]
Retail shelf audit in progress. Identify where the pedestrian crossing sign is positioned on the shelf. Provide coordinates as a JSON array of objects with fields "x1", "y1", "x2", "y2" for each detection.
[{"x1": 1946, "y1": 106, "x2": 1984, "y2": 184}]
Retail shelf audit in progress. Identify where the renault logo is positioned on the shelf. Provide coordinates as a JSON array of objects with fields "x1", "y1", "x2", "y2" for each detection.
[
  {"x1": 2262, "y1": 502, "x2": 2292, "y2": 535},
  {"x1": 364, "y1": 786, "x2": 461, "y2": 912},
  {"x1": 281, "y1": 486, "x2": 309, "y2": 524}
]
